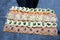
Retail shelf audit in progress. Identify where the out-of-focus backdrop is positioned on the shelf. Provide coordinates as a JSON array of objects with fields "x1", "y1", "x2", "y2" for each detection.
[{"x1": 0, "y1": 0, "x2": 60, "y2": 40}]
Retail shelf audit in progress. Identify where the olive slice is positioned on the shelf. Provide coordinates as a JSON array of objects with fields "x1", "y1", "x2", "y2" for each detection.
[
  {"x1": 46, "y1": 22, "x2": 52, "y2": 27},
  {"x1": 32, "y1": 22, "x2": 36, "y2": 27},
  {"x1": 47, "y1": 8, "x2": 50, "y2": 11},
  {"x1": 21, "y1": 7, "x2": 24, "y2": 10},
  {"x1": 43, "y1": 22, "x2": 47, "y2": 28},
  {"x1": 51, "y1": 10, "x2": 54, "y2": 13},
  {"x1": 28, "y1": 22, "x2": 30, "y2": 26},
  {"x1": 42, "y1": 22, "x2": 45, "y2": 26},
  {"x1": 26, "y1": 8, "x2": 29, "y2": 11},
  {"x1": 30, "y1": 8, "x2": 33, "y2": 11},
  {"x1": 17, "y1": 7, "x2": 19, "y2": 9},
  {"x1": 52, "y1": 23, "x2": 57, "y2": 27},
  {"x1": 14, "y1": 21, "x2": 17, "y2": 24},
  {"x1": 18, "y1": 22, "x2": 21, "y2": 25},
  {"x1": 53, "y1": 23, "x2": 56, "y2": 26},
  {"x1": 23, "y1": 22, "x2": 26, "y2": 25},
  {"x1": 34, "y1": 8, "x2": 37, "y2": 12},
  {"x1": 33, "y1": 23, "x2": 36, "y2": 25},
  {"x1": 37, "y1": 22, "x2": 42, "y2": 27},
  {"x1": 38, "y1": 23, "x2": 40, "y2": 25},
  {"x1": 47, "y1": 23, "x2": 51, "y2": 26},
  {"x1": 42, "y1": 9, "x2": 45, "y2": 12},
  {"x1": 9, "y1": 21, "x2": 12, "y2": 24},
  {"x1": 38, "y1": 8, "x2": 41, "y2": 11}
]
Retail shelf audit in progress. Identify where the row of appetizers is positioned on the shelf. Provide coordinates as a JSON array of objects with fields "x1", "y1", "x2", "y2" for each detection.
[
  {"x1": 10, "y1": 6, "x2": 55, "y2": 13},
  {"x1": 6, "y1": 19, "x2": 57, "y2": 28},
  {"x1": 7, "y1": 13, "x2": 57, "y2": 22}
]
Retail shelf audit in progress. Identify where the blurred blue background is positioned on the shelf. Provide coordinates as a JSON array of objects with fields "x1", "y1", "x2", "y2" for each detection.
[{"x1": 0, "y1": 0, "x2": 60, "y2": 40}]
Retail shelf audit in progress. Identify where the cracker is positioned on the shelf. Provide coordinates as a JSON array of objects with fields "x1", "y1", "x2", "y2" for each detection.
[{"x1": 3, "y1": 24, "x2": 57, "y2": 36}]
